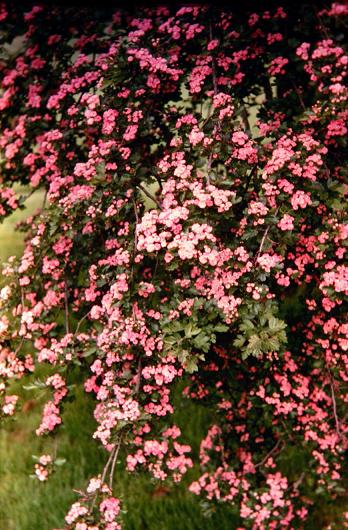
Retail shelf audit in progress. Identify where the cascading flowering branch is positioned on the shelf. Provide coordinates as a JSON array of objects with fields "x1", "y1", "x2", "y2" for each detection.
[{"x1": 0, "y1": 2, "x2": 347, "y2": 529}]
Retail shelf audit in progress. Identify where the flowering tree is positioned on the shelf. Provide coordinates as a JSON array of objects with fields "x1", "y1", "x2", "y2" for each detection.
[{"x1": 0, "y1": 2, "x2": 347, "y2": 529}]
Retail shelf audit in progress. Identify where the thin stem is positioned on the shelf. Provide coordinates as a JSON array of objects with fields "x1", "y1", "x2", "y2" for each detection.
[
  {"x1": 209, "y1": 22, "x2": 218, "y2": 96},
  {"x1": 206, "y1": 21, "x2": 219, "y2": 187},
  {"x1": 19, "y1": 187, "x2": 36, "y2": 203},
  {"x1": 64, "y1": 277, "x2": 70, "y2": 334},
  {"x1": 243, "y1": 164, "x2": 258, "y2": 195},
  {"x1": 255, "y1": 439, "x2": 283, "y2": 468},
  {"x1": 329, "y1": 377, "x2": 341, "y2": 437},
  {"x1": 255, "y1": 207, "x2": 279, "y2": 262},
  {"x1": 325, "y1": 368, "x2": 345, "y2": 442},
  {"x1": 256, "y1": 227, "x2": 270, "y2": 260},
  {"x1": 42, "y1": 188, "x2": 48, "y2": 209},
  {"x1": 291, "y1": 80, "x2": 305, "y2": 111},
  {"x1": 14, "y1": 336, "x2": 25, "y2": 356},
  {"x1": 263, "y1": 77, "x2": 273, "y2": 102},
  {"x1": 293, "y1": 472, "x2": 305, "y2": 493},
  {"x1": 89, "y1": 444, "x2": 116, "y2": 514},
  {"x1": 207, "y1": 153, "x2": 213, "y2": 186},
  {"x1": 240, "y1": 105, "x2": 251, "y2": 135},
  {"x1": 74, "y1": 309, "x2": 91, "y2": 337},
  {"x1": 109, "y1": 436, "x2": 123, "y2": 489},
  {"x1": 129, "y1": 198, "x2": 139, "y2": 287},
  {"x1": 154, "y1": 174, "x2": 163, "y2": 193},
  {"x1": 135, "y1": 356, "x2": 142, "y2": 394},
  {"x1": 137, "y1": 183, "x2": 162, "y2": 210},
  {"x1": 101, "y1": 446, "x2": 116, "y2": 484}
]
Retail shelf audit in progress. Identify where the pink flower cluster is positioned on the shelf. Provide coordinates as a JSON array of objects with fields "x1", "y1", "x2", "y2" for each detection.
[{"x1": 0, "y1": 3, "x2": 347, "y2": 530}]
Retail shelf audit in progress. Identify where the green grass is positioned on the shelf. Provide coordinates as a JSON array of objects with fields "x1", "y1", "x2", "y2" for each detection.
[
  {"x1": 0, "y1": 378, "x2": 237, "y2": 530},
  {"x1": 0, "y1": 186, "x2": 45, "y2": 262},
  {"x1": 0, "y1": 190, "x2": 237, "y2": 530}
]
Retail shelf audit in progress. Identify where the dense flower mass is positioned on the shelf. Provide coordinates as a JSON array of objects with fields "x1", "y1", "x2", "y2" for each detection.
[{"x1": 0, "y1": 2, "x2": 347, "y2": 529}]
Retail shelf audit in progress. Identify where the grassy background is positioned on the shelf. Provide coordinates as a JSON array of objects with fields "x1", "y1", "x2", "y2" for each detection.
[{"x1": 0, "y1": 191, "x2": 237, "y2": 529}]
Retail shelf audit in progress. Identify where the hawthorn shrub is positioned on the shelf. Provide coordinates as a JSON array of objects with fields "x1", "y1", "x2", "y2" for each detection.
[{"x1": 0, "y1": 2, "x2": 347, "y2": 529}]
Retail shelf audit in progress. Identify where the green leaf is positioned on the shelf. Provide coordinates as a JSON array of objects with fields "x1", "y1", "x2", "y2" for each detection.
[
  {"x1": 184, "y1": 357, "x2": 199, "y2": 373},
  {"x1": 214, "y1": 323, "x2": 229, "y2": 333},
  {"x1": 54, "y1": 458, "x2": 66, "y2": 466}
]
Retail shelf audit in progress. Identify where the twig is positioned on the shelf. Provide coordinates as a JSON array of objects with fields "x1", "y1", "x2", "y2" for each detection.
[
  {"x1": 19, "y1": 188, "x2": 36, "y2": 204},
  {"x1": 263, "y1": 77, "x2": 273, "y2": 102},
  {"x1": 64, "y1": 277, "x2": 70, "y2": 334},
  {"x1": 137, "y1": 183, "x2": 162, "y2": 210},
  {"x1": 20, "y1": 285, "x2": 25, "y2": 308},
  {"x1": 329, "y1": 377, "x2": 341, "y2": 437},
  {"x1": 255, "y1": 207, "x2": 279, "y2": 262},
  {"x1": 14, "y1": 286, "x2": 26, "y2": 355},
  {"x1": 240, "y1": 105, "x2": 251, "y2": 136},
  {"x1": 291, "y1": 81, "x2": 305, "y2": 111},
  {"x1": 207, "y1": 153, "x2": 213, "y2": 186},
  {"x1": 325, "y1": 369, "x2": 346, "y2": 442},
  {"x1": 209, "y1": 22, "x2": 218, "y2": 96},
  {"x1": 132, "y1": 197, "x2": 139, "y2": 228},
  {"x1": 218, "y1": 431, "x2": 228, "y2": 468},
  {"x1": 206, "y1": 21, "x2": 219, "y2": 187},
  {"x1": 255, "y1": 439, "x2": 283, "y2": 468},
  {"x1": 100, "y1": 445, "x2": 116, "y2": 485},
  {"x1": 293, "y1": 472, "x2": 305, "y2": 493},
  {"x1": 135, "y1": 356, "x2": 142, "y2": 394},
  {"x1": 243, "y1": 164, "x2": 258, "y2": 195},
  {"x1": 89, "y1": 444, "x2": 116, "y2": 514},
  {"x1": 42, "y1": 189, "x2": 48, "y2": 209},
  {"x1": 129, "y1": 198, "x2": 139, "y2": 287},
  {"x1": 154, "y1": 175, "x2": 163, "y2": 194},
  {"x1": 109, "y1": 436, "x2": 123, "y2": 489},
  {"x1": 314, "y1": 8, "x2": 330, "y2": 39},
  {"x1": 256, "y1": 227, "x2": 270, "y2": 261},
  {"x1": 14, "y1": 336, "x2": 25, "y2": 356},
  {"x1": 74, "y1": 309, "x2": 91, "y2": 337}
]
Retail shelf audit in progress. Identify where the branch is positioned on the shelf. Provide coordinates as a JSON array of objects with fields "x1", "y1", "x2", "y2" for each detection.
[
  {"x1": 42, "y1": 189, "x2": 48, "y2": 209},
  {"x1": 18, "y1": 187, "x2": 36, "y2": 204},
  {"x1": 135, "y1": 356, "x2": 142, "y2": 394},
  {"x1": 109, "y1": 435, "x2": 123, "y2": 489},
  {"x1": 209, "y1": 22, "x2": 218, "y2": 96},
  {"x1": 326, "y1": 369, "x2": 346, "y2": 442},
  {"x1": 129, "y1": 197, "x2": 140, "y2": 287},
  {"x1": 255, "y1": 206, "x2": 279, "y2": 262},
  {"x1": 206, "y1": 21, "x2": 219, "y2": 187},
  {"x1": 243, "y1": 164, "x2": 258, "y2": 195},
  {"x1": 240, "y1": 105, "x2": 251, "y2": 136},
  {"x1": 291, "y1": 80, "x2": 305, "y2": 111},
  {"x1": 137, "y1": 183, "x2": 162, "y2": 210},
  {"x1": 254, "y1": 439, "x2": 284, "y2": 469},
  {"x1": 64, "y1": 277, "x2": 70, "y2": 334},
  {"x1": 101, "y1": 445, "x2": 117, "y2": 484},
  {"x1": 74, "y1": 309, "x2": 91, "y2": 337},
  {"x1": 207, "y1": 153, "x2": 213, "y2": 186},
  {"x1": 154, "y1": 174, "x2": 163, "y2": 193},
  {"x1": 293, "y1": 472, "x2": 305, "y2": 493},
  {"x1": 256, "y1": 226, "x2": 270, "y2": 261},
  {"x1": 330, "y1": 377, "x2": 341, "y2": 437},
  {"x1": 263, "y1": 77, "x2": 273, "y2": 102},
  {"x1": 89, "y1": 444, "x2": 116, "y2": 513}
]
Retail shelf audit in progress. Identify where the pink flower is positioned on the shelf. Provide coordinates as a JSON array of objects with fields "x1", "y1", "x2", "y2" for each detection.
[
  {"x1": 268, "y1": 56, "x2": 289, "y2": 75},
  {"x1": 290, "y1": 190, "x2": 312, "y2": 210},
  {"x1": 278, "y1": 214, "x2": 294, "y2": 231}
]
